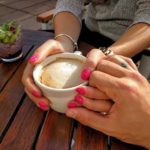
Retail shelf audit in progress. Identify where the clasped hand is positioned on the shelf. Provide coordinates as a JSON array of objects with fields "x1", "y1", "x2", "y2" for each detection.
[
  {"x1": 22, "y1": 40, "x2": 150, "y2": 149},
  {"x1": 66, "y1": 49, "x2": 150, "y2": 149}
]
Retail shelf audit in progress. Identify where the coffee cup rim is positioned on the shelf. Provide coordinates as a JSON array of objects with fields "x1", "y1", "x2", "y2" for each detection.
[{"x1": 33, "y1": 52, "x2": 88, "y2": 92}]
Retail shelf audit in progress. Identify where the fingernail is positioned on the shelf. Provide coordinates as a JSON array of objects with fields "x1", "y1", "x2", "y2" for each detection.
[
  {"x1": 68, "y1": 102, "x2": 78, "y2": 108},
  {"x1": 28, "y1": 54, "x2": 38, "y2": 63},
  {"x1": 75, "y1": 87, "x2": 86, "y2": 95},
  {"x1": 31, "y1": 90, "x2": 41, "y2": 97},
  {"x1": 38, "y1": 100, "x2": 49, "y2": 111},
  {"x1": 81, "y1": 68, "x2": 91, "y2": 80},
  {"x1": 75, "y1": 95, "x2": 84, "y2": 104},
  {"x1": 66, "y1": 110, "x2": 77, "y2": 118}
]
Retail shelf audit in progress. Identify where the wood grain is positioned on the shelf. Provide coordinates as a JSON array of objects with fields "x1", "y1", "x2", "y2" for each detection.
[
  {"x1": 0, "y1": 45, "x2": 32, "y2": 92},
  {"x1": 0, "y1": 97, "x2": 45, "y2": 150},
  {"x1": 36, "y1": 111, "x2": 74, "y2": 150},
  {"x1": 0, "y1": 45, "x2": 38, "y2": 139},
  {"x1": 74, "y1": 124, "x2": 107, "y2": 150}
]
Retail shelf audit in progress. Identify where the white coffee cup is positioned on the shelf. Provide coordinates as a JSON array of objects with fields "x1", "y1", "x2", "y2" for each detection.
[{"x1": 33, "y1": 52, "x2": 87, "y2": 113}]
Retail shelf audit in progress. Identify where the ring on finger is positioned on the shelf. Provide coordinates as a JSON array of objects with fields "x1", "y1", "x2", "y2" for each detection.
[
  {"x1": 100, "y1": 111, "x2": 109, "y2": 115},
  {"x1": 120, "y1": 62, "x2": 128, "y2": 68},
  {"x1": 107, "y1": 54, "x2": 130, "y2": 70},
  {"x1": 99, "y1": 47, "x2": 114, "y2": 56}
]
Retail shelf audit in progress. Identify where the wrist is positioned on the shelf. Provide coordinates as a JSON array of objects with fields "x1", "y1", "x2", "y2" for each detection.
[
  {"x1": 55, "y1": 34, "x2": 78, "y2": 52},
  {"x1": 55, "y1": 37, "x2": 74, "y2": 52}
]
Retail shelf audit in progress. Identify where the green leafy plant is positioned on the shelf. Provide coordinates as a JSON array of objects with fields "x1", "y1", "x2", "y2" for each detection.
[{"x1": 0, "y1": 20, "x2": 21, "y2": 44}]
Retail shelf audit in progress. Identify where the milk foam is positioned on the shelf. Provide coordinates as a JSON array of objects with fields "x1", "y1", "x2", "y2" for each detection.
[{"x1": 41, "y1": 58, "x2": 84, "y2": 89}]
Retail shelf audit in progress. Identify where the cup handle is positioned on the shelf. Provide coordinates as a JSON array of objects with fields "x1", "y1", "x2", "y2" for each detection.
[{"x1": 73, "y1": 50, "x2": 82, "y2": 55}]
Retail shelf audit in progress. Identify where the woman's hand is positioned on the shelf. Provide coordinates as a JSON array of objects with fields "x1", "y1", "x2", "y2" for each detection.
[
  {"x1": 68, "y1": 85, "x2": 113, "y2": 113},
  {"x1": 80, "y1": 49, "x2": 106, "y2": 80},
  {"x1": 66, "y1": 54, "x2": 150, "y2": 149},
  {"x1": 22, "y1": 39, "x2": 66, "y2": 111},
  {"x1": 67, "y1": 49, "x2": 113, "y2": 113},
  {"x1": 71, "y1": 49, "x2": 137, "y2": 114}
]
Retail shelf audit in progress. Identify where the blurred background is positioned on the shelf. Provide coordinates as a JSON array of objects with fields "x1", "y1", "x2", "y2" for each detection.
[{"x1": 0, "y1": 0, "x2": 57, "y2": 30}]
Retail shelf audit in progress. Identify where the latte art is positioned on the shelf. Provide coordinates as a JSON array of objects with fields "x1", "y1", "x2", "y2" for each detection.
[{"x1": 41, "y1": 58, "x2": 84, "y2": 89}]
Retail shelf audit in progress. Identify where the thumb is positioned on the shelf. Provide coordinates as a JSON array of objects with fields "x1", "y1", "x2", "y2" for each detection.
[
  {"x1": 66, "y1": 108, "x2": 110, "y2": 133},
  {"x1": 81, "y1": 49, "x2": 105, "y2": 80},
  {"x1": 28, "y1": 39, "x2": 64, "y2": 65}
]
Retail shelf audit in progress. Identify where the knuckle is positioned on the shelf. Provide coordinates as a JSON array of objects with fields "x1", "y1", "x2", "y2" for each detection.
[
  {"x1": 129, "y1": 71, "x2": 142, "y2": 81},
  {"x1": 117, "y1": 79, "x2": 138, "y2": 94},
  {"x1": 88, "y1": 49, "x2": 98, "y2": 55},
  {"x1": 81, "y1": 116, "x2": 91, "y2": 126},
  {"x1": 98, "y1": 59, "x2": 106, "y2": 66},
  {"x1": 126, "y1": 57, "x2": 133, "y2": 63},
  {"x1": 90, "y1": 71, "x2": 99, "y2": 80},
  {"x1": 84, "y1": 100, "x2": 92, "y2": 109},
  {"x1": 89, "y1": 71, "x2": 99, "y2": 86},
  {"x1": 86, "y1": 58, "x2": 96, "y2": 68}
]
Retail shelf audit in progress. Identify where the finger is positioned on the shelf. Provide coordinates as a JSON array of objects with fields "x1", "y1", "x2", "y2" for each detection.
[
  {"x1": 89, "y1": 71, "x2": 119, "y2": 100},
  {"x1": 66, "y1": 107, "x2": 110, "y2": 134},
  {"x1": 105, "y1": 55, "x2": 137, "y2": 70},
  {"x1": 81, "y1": 49, "x2": 105, "y2": 80},
  {"x1": 29, "y1": 40, "x2": 63, "y2": 65},
  {"x1": 97, "y1": 59, "x2": 131, "y2": 78},
  {"x1": 75, "y1": 95, "x2": 113, "y2": 112},
  {"x1": 25, "y1": 88, "x2": 50, "y2": 111},
  {"x1": 22, "y1": 63, "x2": 42, "y2": 97},
  {"x1": 76, "y1": 86, "x2": 109, "y2": 99},
  {"x1": 118, "y1": 56, "x2": 138, "y2": 70},
  {"x1": 85, "y1": 49, "x2": 105, "y2": 70}
]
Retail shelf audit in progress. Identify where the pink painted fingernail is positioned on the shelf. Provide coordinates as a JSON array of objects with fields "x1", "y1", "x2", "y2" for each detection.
[
  {"x1": 68, "y1": 102, "x2": 78, "y2": 108},
  {"x1": 28, "y1": 54, "x2": 38, "y2": 63},
  {"x1": 81, "y1": 68, "x2": 91, "y2": 80},
  {"x1": 31, "y1": 90, "x2": 41, "y2": 97},
  {"x1": 75, "y1": 95, "x2": 84, "y2": 104},
  {"x1": 75, "y1": 87, "x2": 86, "y2": 95},
  {"x1": 38, "y1": 100, "x2": 49, "y2": 111}
]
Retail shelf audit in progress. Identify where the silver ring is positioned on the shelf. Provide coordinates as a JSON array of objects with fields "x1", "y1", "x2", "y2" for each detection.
[
  {"x1": 120, "y1": 62, "x2": 128, "y2": 68},
  {"x1": 100, "y1": 112, "x2": 108, "y2": 115},
  {"x1": 99, "y1": 47, "x2": 114, "y2": 56}
]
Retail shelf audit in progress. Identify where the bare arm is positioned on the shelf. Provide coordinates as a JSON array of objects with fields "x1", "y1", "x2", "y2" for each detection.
[
  {"x1": 53, "y1": 12, "x2": 81, "y2": 52},
  {"x1": 109, "y1": 23, "x2": 150, "y2": 57}
]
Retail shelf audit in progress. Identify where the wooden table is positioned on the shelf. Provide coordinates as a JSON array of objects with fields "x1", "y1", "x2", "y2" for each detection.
[{"x1": 0, "y1": 30, "x2": 147, "y2": 150}]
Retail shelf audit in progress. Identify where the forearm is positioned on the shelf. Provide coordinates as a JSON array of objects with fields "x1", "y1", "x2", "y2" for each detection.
[
  {"x1": 109, "y1": 23, "x2": 150, "y2": 57},
  {"x1": 54, "y1": 12, "x2": 81, "y2": 52}
]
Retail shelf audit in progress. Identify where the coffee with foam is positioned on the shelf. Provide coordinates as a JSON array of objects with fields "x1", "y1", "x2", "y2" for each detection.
[{"x1": 41, "y1": 58, "x2": 84, "y2": 89}]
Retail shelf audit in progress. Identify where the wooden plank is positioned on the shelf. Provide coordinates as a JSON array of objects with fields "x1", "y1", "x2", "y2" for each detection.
[
  {"x1": 36, "y1": 111, "x2": 74, "y2": 150},
  {"x1": 0, "y1": 30, "x2": 52, "y2": 138},
  {"x1": 0, "y1": 97, "x2": 45, "y2": 150},
  {"x1": 36, "y1": 10, "x2": 54, "y2": 23},
  {"x1": 0, "y1": 30, "x2": 55, "y2": 149},
  {"x1": 0, "y1": 45, "x2": 38, "y2": 139},
  {"x1": 74, "y1": 124, "x2": 107, "y2": 150},
  {"x1": 0, "y1": 45, "x2": 32, "y2": 92}
]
